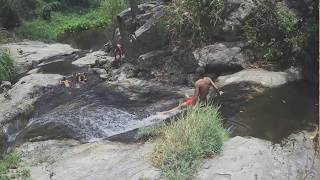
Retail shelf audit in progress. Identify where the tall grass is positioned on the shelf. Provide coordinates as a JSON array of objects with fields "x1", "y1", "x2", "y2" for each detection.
[
  {"x1": 151, "y1": 104, "x2": 229, "y2": 180},
  {"x1": 0, "y1": 151, "x2": 31, "y2": 180},
  {"x1": 15, "y1": 0, "x2": 127, "y2": 42},
  {"x1": 0, "y1": 52, "x2": 15, "y2": 82}
]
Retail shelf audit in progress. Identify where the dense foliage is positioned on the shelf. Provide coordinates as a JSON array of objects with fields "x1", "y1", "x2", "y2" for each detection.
[
  {"x1": 0, "y1": 51, "x2": 15, "y2": 82},
  {"x1": 164, "y1": 0, "x2": 318, "y2": 66},
  {"x1": 163, "y1": 0, "x2": 224, "y2": 44},
  {"x1": 242, "y1": 0, "x2": 300, "y2": 63},
  {"x1": 151, "y1": 104, "x2": 229, "y2": 180},
  {"x1": 10, "y1": 0, "x2": 127, "y2": 42}
]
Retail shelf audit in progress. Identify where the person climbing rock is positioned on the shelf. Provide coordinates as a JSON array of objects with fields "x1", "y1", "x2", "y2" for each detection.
[{"x1": 158, "y1": 67, "x2": 223, "y2": 114}]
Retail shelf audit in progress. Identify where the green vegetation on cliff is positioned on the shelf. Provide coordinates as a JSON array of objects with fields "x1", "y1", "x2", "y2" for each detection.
[
  {"x1": 163, "y1": 0, "x2": 224, "y2": 44},
  {"x1": 0, "y1": 52, "x2": 15, "y2": 82},
  {"x1": 0, "y1": 151, "x2": 31, "y2": 180},
  {"x1": 14, "y1": 0, "x2": 127, "y2": 42},
  {"x1": 150, "y1": 104, "x2": 229, "y2": 180},
  {"x1": 242, "y1": 0, "x2": 299, "y2": 62},
  {"x1": 164, "y1": 0, "x2": 318, "y2": 67}
]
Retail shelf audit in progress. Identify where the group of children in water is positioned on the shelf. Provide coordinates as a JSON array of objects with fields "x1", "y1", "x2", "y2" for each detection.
[{"x1": 60, "y1": 72, "x2": 88, "y2": 88}]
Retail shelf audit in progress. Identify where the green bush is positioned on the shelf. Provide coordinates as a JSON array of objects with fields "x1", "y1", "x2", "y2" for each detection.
[
  {"x1": 15, "y1": 0, "x2": 127, "y2": 42},
  {"x1": 0, "y1": 151, "x2": 31, "y2": 180},
  {"x1": 0, "y1": 52, "x2": 15, "y2": 82},
  {"x1": 151, "y1": 104, "x2": 229, "y2": 180},
  {"x1": 163, "y1": 0, "x2": 224, "y2": 44},
  {"x1": 242, "y1": 0, "x2": 299, "y2": 62}
]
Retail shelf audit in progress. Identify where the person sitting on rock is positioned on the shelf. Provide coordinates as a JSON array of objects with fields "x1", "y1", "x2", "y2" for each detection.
[{"x1": 158, "y1": 67, "x2": 223, "y2": 114}]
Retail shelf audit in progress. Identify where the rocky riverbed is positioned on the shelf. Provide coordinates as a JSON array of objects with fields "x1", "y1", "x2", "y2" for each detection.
[
  {"x1": 0, "y1": 0, "x2": 318, "y2": 179},
  {"x1": 0, "y1": 40, "x2": 318, "y2": 180},
  {"x1": 13, "y1": 130, "x2": 319, "y2": 180}
]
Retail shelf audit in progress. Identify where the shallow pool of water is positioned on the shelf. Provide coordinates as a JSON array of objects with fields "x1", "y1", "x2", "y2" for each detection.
[{"x1": 233, "y1": 81, "x2": 318, "y2": 143}]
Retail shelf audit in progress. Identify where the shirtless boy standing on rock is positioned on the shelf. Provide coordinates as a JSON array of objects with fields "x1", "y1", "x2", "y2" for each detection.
[{"x1": 159, "y1": 67, "x2": 223, "y2": 114}]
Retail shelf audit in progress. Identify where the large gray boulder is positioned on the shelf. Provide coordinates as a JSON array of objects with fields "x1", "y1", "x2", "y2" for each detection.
[
  {"x1": 72, "y1": 51, "x2": 113, "y2": 67},
  {"x1": 137, "y1": 50, "x2": 172, "y2": 71},
  {"x1": 16, "y1": 140, "x2": 160, "y2": 180},
  {"x1": 136, "y1": 48, "x2": 198, "y2": 84},
  {"x1": 193, "y1": 42, "x2": 247, "y2": 73},
  {"x1": 216, "y1": 67, "x2": 302, "y2": 88},
  {"x1": 198, "y1": 131, "x2": 320, "y2": 180},
  {"x1": 0, "y1": 73, "x2": 62, "y2": 154},
  {"x1": 0, "y1": 41, "x2": 78, "y2": 75},
  {"x1": 117, "y1": 3, "x2": 167, "y2": 61}
]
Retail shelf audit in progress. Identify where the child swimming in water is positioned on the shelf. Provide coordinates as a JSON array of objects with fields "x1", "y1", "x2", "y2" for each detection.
[{"x1": 60, "y1": 77, "x2": 70, "y2": 88}]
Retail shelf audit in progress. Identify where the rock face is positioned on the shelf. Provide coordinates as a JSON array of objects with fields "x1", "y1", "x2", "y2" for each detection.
[
  {"x1": 17, "y1": 140, "x2": 160, "y2": 180},
  {"x1": 0, "y1": 74, "x2": 63, "y2": 125},
  {"x1": 0, "y1": 74, "x2": 62, "y2": 154},
  {"x1": 72, "y1": 51, "x2": 113, "y2": 67},
  {"x1": 197, "y1": 131, "x2": 320, "y2": 180},
  {"x1": 117, "y1": 2, "x2": 167, "y2": 61},
  {"x1": 137, "y1": 50, "x2": 172, "y2": 70},
  {"x1": 15, "y1": 131, "x2": 319, "y2": 180},
  {"x1": 193, "y1": 42, "x2": 247, "y2": 73},
  {"x1": 0, "y1": 41, "x2": 78, "y2": 75},
  {"x1": 221, "y1": 0, "x2": 256, "y2": 40},
  {"x1": 136, "y1": 48, "x2": 198, "y2": 84}
]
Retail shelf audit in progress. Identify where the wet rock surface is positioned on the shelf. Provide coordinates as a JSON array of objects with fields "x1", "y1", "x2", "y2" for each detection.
[
  {"x1": 0, "y1": 74, "x2": 62, "y2": 153},
  {"x1": 0, "y1": 74, "x2": 63, "y2": 126},
  {"x1": 2, "y1": 72, "x2": 182, "y2": 145},
  {"x1": 0, "y1": 41, "x2": 78, "y2": 75}
]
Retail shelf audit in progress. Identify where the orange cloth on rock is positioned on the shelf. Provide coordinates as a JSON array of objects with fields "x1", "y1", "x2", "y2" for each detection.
[{"x1": 184, "y1": 96, "x2": 196, "y2": 106}]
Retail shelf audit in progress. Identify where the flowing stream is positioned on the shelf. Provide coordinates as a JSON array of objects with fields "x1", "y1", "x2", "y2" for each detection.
[
  {"x1": 3, "y1": 49, "x2": 318, "y2": 148},
  {"x1": 12, "y1": 54, "x2": 179, "y2": 144}
]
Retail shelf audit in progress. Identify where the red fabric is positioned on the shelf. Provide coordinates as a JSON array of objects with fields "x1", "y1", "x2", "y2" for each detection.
[{"x1": 184, "y1": 96, "x2": 196, "y2": 106}]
